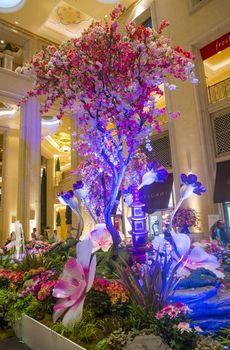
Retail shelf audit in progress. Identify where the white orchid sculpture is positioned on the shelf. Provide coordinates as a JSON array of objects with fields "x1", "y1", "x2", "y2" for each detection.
[
  {"x1": 57, "y1": 190, "x2": 84, "y2": 237},
  {"x1": 80, "y1": 223, "x2": 113, "y2": 253},
  {"x1": 167, "y1": 173, "x2": 223, "y2": 278},
  {"x1": 138, "y1": 161, "x2": 168, "y2": 191},
  {"x1": 53, "y1": 240, "x2": 96, "y2": 327}
]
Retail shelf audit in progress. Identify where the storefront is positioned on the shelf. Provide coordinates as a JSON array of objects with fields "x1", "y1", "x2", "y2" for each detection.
[
  {"x1": 139, "y1": 173, "x2": 174, "y2": 237},
  {"x1": 214, "y1": 159, "x2": 230, "y2": 236}
]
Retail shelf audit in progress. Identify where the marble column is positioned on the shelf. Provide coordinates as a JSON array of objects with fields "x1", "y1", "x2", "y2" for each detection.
[
  {"x1": 17, "y1": 97, "x2": 41, "y2": 240},
  {"x1": 46, "y1": 158, "x2": 55, "y2": 232}
]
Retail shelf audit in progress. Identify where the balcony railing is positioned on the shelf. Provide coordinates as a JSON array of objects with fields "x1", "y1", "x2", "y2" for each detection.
[{"x1": 208, "y1": 77, "x2": 230, "y2": 104}]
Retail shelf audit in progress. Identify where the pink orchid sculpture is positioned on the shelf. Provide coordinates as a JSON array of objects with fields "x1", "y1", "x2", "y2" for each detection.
[
  {"x1": 53, "y1": 240, "x2": 96, "y2": 326},
  {"x1": 81, "y1": 223, "x2": 113, "y2": 253}
]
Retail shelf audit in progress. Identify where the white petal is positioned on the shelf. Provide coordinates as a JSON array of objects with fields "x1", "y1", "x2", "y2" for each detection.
[
  {"x1": 86, "y1": 255, "x2": 96, "y2": 292},
  {"x1": 172, "y1": 232, "x2": 190, "y2": 256},
  {"x1": 76, "y1": 240, "x2": 93, "y2": 268},
  {"x1": 62, "y1": 298, "x2": 85, "y2": 327}
]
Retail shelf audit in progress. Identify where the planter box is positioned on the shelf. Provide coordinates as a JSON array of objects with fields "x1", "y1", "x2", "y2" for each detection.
[{"x1": 14, "y1": 315, "x2": 86, "y2": 350}]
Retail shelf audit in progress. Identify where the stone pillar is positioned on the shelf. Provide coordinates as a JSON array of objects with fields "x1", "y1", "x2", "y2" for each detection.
[
  {"x1": 17, "y1": 97, "x2": 41, "y2": 240},
  {"x1": 166, "y1": 80, "x2": 215, "y2": 237},
  {"x1": 46, "y1": 158, "x2": 55, "y2": 233}
]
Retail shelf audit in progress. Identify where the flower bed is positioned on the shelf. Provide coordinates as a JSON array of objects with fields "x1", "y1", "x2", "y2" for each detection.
[{"x1": 0, "y1": 237, "x2": 229, "y2": 350}]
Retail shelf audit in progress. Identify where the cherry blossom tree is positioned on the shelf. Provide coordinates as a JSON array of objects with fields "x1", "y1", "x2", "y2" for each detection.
[{"x1": 19, "y1": 5, "x2": 197, "y2": 248}]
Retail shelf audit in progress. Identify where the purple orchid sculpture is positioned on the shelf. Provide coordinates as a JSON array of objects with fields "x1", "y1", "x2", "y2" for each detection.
[
  {"x1": 180, "y1": 173, "x2": 206, "y2": 198},
  {"x1": 53, "y1": 240, "x2": 96, "y2": 326},
  {"x1": 170, "y1": 173, "x2": 206, "y2": 230}
]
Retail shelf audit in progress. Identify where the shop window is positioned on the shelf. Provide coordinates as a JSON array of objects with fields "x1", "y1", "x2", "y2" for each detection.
[
  {"x1": 201, "y1": 33, "x2": 230, "y2": 104},
  {"x1": 212, "y1": 110, "x2": 230, "y2": 156}
]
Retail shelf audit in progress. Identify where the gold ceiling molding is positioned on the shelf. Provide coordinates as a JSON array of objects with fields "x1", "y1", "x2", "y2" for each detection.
[{"x1": 57, "y1": 5, "x2": 81, "y2": 25}]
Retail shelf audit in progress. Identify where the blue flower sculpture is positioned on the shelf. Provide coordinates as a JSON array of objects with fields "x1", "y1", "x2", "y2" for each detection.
[{"x1": 180, "y1": 173, "x2": 206, "y2": 195}]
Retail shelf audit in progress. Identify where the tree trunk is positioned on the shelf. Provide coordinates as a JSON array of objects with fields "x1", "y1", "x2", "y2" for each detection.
[{"x1": 104, "y1": 166, "x2": 126, "y2": 248}]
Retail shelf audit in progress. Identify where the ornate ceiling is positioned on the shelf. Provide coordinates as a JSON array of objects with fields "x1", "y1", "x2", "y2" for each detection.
[{"x1": 0, "y1": 0, "x2": 137, "y2": 42}]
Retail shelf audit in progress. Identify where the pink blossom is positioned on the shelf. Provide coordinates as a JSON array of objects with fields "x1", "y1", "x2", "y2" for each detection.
[
  {"x1": 176, "y1": 322, "x2": 192, "y2": 333},
  {"x1": 81, "y1": 224, "x2": 113, "y2": 253},
  {"x1": 53, "y1": 240, "x2": 96, "y2": 326},
  {"x1": 156, "y1": 303, "x2": 190, "y2": 320}
]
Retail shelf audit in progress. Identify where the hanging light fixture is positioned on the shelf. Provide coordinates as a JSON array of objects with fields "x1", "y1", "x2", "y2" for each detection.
[{"x1": 0, "y1": 0, "x2": 25, "y2": 13}]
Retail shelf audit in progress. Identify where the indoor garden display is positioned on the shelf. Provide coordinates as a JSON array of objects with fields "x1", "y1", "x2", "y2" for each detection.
[{"x1": 1, "y1": 4, "x2": 227, "y2": 350}]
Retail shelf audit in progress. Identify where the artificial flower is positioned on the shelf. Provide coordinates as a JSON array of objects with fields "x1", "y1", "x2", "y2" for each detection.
[
  {"x1": 81, "y1": 223, "x2": 113, "y2": 253},
  {"x1": 180, "y1": 173, "x2": 206, "y2": 199},
  {"x1": 73, "y1": 181, "x2": 89, "y2": 200},
  {"x1": 138, "y1": 161, "x2": 168, "y2": 190},
  {"x1": 171, "y1": 232, "x2": 224, "y2": 278},
  {"x1": 53, "y1": 240, "x2": 96, "y2": 326}
]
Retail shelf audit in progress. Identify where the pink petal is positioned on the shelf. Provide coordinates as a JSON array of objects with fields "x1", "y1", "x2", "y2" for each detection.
[
  {"x1": 101, "y1": 244, "x2": 112, "y2": 252},
  {"x1": 86, "y1": 255, "x2": 96, "y2": 292},
  {"x1": 63, "y1": 257, "x2": 84, "y2": 281},
  {"x1": 101, "y1": 229, "x2": 112, "y2": 242},
  {"x1": 69, "y1": 279, "x2": 86, "y2": 301},
  {"x1": 62, "y1": 297, "x2": 85, "y2": 327},
  {"x1": 76, "y1": 240, "x2": 93, "y2": 268},
  {"x1": 54, "y1": 298, "x2": 76, "y2": 311},
  {"x1": 53, "y1": 279, "x2": 76, "y2": 298},
  {"x1": 53, "y1": 306, "x2": 66, "y2": 323}
]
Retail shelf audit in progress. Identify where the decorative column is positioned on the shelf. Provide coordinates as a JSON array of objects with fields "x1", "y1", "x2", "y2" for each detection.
[
  {"x1": 46, "y1": 158, "x2": 55, "y2": 232},
  {"x1": 129, "y1": 187, "x2": 149, "y2": 263},
  {"x1": 129, "y1": 186, "x2": 148, "y2": 248},
  {"x1": 17, "y1": 97, "x2": 41, "y2": 240}
]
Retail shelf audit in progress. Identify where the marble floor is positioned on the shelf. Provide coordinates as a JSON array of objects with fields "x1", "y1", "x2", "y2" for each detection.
[{"x1": 0, "y1": 337, "x2": 31, "y2": 349}]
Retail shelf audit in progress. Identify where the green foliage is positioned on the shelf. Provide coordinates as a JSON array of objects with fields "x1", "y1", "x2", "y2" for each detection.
[
  {"x1": 115, "y1": 253, "x2": 181, "y2": 313},
  {"x1": 7, "y1": 295, "x2": 43, "y2": 326},
  {"x1": 16, "y1": 253, "x2": 48, "y2": 271},
  {"x1": 122, "y1": 304, "x2": 157, "y2": 331},
  {"x1": 100, "y1": 327, "x2": 155, "y2": 350},
  {"x1": 195, "y1": 336, "x2": 223, "y2": 350},
  {"x1": 55, "y1": 157, "x2": 61, "y2": 172},
  {"x1": 218, "y1": 328, "x2": 230, "y2": 347},
  {"x1": 52, "y1": 309, "x2": 107, "y2": 349},
  {"x1": 45, "y1": 254, "x2": 66, "y2": 274},
  {"x1": 56, "y1": 211, "x2": 61, "y2": 227},
  {"x1": 96, "y1": 248, "x2": 129, "y2": 279},
  {"x1": 86, "y1": 289, "x2": 112, "y2": 316},
  {"x1": 0, "y1": 290, "x2": 17, "y2": 329},
  {"x1": 65, "y1": 205, "x2": 72, "y2": 225}
]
